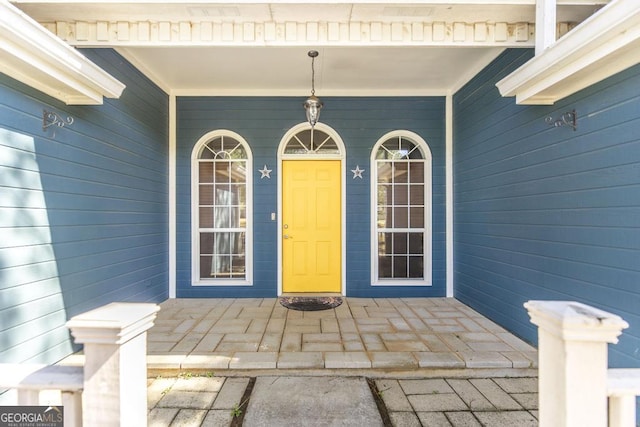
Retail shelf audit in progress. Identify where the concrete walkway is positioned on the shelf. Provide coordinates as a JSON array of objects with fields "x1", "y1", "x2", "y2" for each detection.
[{"x1": 147, "y1": 374, "x2": 538, "y2": 426}]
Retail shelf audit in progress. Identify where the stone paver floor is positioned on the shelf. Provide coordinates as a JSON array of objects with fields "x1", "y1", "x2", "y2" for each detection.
[
  {"x1": 148, "y1": 374, "x2": 539, "y2": 426},
  {"x1": 146, "y1": 297, "x2": 537, "y2": 371},
  {"x1": 146, "y1": 298, "x2": 540, "y2": 425}
]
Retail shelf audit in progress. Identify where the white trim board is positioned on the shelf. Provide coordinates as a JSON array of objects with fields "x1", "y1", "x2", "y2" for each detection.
[
  {"x1": 0, "y1": 0, "x2": 124, "y2": 104},
  {"x1": 496, "y1": 0, "x2": 640, "y2": 105}
]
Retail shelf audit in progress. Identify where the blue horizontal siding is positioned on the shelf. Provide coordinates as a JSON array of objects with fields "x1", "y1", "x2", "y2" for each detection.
[
  {"x1": 0, "y1": 49, "x2": 169, "y2": 365},
  {"x1": 453, "y1": 49, "x2": 640, "y2": 369},
  {"x1": 177, "y1": 96, "x2": 446, "y2": 297}
]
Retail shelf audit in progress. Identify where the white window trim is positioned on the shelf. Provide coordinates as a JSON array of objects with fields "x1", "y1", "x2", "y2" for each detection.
[
  {"x1": 191, "y1": 129, "x2": 253, "y2": 286},
  {"x1": 370, "y1": 130, "x2": 432, "y2": 287}
]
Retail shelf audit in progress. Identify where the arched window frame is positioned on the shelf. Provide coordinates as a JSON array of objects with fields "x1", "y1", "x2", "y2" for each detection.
[
  {"x1": 370, "y1": 130, "x2": 432, "y2": 286},
  {"x1": 191, "y1": 130, "x2": 253, "y2": 286}
]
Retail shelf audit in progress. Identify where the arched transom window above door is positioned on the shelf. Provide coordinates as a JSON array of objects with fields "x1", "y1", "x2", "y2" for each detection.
[
  {"x1": 282, "y1": 127, "x2": 340, "y2": 156},
  {"x1": 191, "y1": 130, "x2": 253, "y2": 286},
  {"x1": 371, "y1": 131, "x2": 432, "y2": 286}
]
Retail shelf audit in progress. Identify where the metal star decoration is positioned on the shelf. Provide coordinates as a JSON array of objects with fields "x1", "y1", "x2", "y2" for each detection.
[
  {"x1": 351, "y1": 165, "x2": 365, "y2": 179},
  {"x1": 259, "y1": 165, "x2": 272, "y2": 179}
]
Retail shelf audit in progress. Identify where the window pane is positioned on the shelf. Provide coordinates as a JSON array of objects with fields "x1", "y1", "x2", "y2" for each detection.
[
  {"x1": 231, "y1": 256, "x2": 246, "y2": 277},
  {"x1": 206, "y1": 137, "x2": 223, "y2": 154},
  {"x1": 393, "y1": 256, "x2": 408, "y2": 278},
  {"x1": 233, "y1": 232, "x2": 245, "y2": 255},
  {"x1": 393, "y1": 233, "x2": 408, "y2": 254},
  {"x1": 410, "y1": 184, "x2": 424, "y2": 204},
  {"x1": 394, "y1": 163, "x2": 408, "y2": 183},
  {"x1": 200, "y1": 233, "x2": 215, "y2": 254},
  {"x1": 230, "y1": 162, "x2": 246, "y2": 183},
  {"x1": 212, "y1": 255, "x2": 231, "y2": 276},
  {"x1": 409, "y1": 163, "x2": 424, "y2": 182},
  {"x1": 378, "y1": 232, "x2": 390, "y2": 256},
  {"x1": 408, "y1": 256, "x2": 423, "y2": 278},
  {"x1": 409, "y1": 207, "x2": 424, "y2": 228},
  {"x1": 214, "y1": 207, "x2": 232, "y2": 228},
  {"x1": 199, "y1": 163, "x2": 213, "y2": 182},
  {"x1": 229, "y1": 145, "x2": 246, "y2": 159},
  {"x1": 199, "y1": 208, "x2": 213, "y2": 228},
  {"x1": 378, "y1": 184, "x2": 391, "y2": 205},
  {"x1": 316, "y1": 139, "x2": 339, "y2": 153},
  {"x1": 229, "y1": 184, "x2": 245, "y2": 206},
  {"x1": 408, "y1": 233, "x2": 423, "y2": 254},
  {"x1": 214, "y1": 162, "x2": 230, "y2": 183},
  {"x1": 377, "y1": 163, "x2": 393, "y2": 183},
  {"x1": 393, "y1": 207, "x2": 408, "y2": 228},
  {"x1": 378, "y1": 256, "x2": 392, "y2": 278},
  {"x1": 214, "y1": 185, "x2": 231, "y2": 205},
  {"x1": 200, "y1": 256, "x2": 213, "y2": 278},
  {"x1": 408, "y1": 146, "x2": 424, "y2": 159},
  {"x1": 199, "y1": 184, "x2": 214, "y2": 205},
  {"x1": 377, "y1": 207, "x2": 389, "y2": 229},
  {"x1": 394, "y1": 184, "x2": 408, "y2": 205}
]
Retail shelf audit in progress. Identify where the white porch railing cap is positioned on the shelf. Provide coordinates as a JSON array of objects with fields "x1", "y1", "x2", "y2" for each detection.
[
  {"x1": 524, "y1": 300, "x2": 629, "y2": 343},
  {"x1": 66, "y1": 302, "x2": 160, "y2": 345}
]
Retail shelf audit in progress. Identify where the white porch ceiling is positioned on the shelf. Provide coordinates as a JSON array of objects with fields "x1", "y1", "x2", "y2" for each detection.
[{"x1": 10, "y1": 0, "x2": 609, "y2": 95}]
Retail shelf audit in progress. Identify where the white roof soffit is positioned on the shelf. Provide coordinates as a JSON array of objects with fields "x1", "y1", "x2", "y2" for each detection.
[
  {"x1": 0, "y1": 0, "x2": 125, "y2": 105},
  {"x1": 496, "y1": 0, "x2": 640, "y2": 105}
]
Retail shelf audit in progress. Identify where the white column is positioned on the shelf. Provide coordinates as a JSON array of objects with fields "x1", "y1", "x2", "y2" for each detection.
[
  {"x1": 525, "y1": 301, "x2": 628, "y2": 427},
  {"x1": 445, "y1": 92, "x2": 454, "y2": 297},
  {"x1": 169, "y1": 93, "x2": 177, "y2": 298},
  {"x1": 535, "y1": 0, "x2": 557, "y2": 55},
  {"x1": 67, "y1": 303, "x2": 160, "y2": 427}
]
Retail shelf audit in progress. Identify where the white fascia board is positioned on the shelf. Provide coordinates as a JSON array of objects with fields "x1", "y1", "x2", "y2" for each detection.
[
  {"x1": 0, "y1": 0, "x2": 125, "y2": 105},
  {"x1": 496, "y1": 0, "x2": 640, "y2": 105},
  {"x1": 9, "y1": 0, "x2": 610, "y2": 4}
]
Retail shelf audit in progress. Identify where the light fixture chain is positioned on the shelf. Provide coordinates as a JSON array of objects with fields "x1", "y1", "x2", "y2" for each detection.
[{"x1": 311, "y1": 55, "x2": 316, "y2": 96}]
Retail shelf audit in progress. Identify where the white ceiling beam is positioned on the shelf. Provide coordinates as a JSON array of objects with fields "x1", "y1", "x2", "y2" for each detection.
[
  {"x1": 43, "y1": 20, "x2": 554, "y2": 47},
  {"x1": 535, "y1": 0, "x2": 556, "y2": 55},
  {"x1": 9, "y1": 0, "x2": 611, "y2": 4},
  {"x1": 0, "y1": 0, "x2": 125, "y2": 105},
  {"x1": 496, "y1": 0, "x2": 640, "y2": 104}
]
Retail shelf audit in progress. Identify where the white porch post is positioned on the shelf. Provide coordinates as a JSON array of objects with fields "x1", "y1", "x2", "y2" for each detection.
[
  {"x1": 67, "y1": 303, "x2": 160, "y2": 427},
  {"x1": 525, "y1": 301, "x2": 628, "y2": 427}
]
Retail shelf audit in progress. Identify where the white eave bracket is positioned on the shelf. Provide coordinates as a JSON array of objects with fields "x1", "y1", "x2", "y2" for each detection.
[
  {"x1": 0, "y1": 0, "x2": 125, "y2": 105},
  {"x1": 496, "y1": 0, "x2": 640, "y2": 105}
]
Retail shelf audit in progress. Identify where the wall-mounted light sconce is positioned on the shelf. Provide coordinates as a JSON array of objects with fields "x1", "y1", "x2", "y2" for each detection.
[
  {"x1": 43, "y1": 109, "x2": 74, "y2": 131},
  {"x1": 545, "y1": 109, "x2": 577, "y2": 131}
]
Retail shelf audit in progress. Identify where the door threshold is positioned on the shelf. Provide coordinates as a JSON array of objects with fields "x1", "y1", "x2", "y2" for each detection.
[{"x1": 280, "y1": 293, "x2": 343, "y2": 297}]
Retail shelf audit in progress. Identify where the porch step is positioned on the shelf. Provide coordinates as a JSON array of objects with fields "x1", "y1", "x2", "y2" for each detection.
[{"x1": 242, "y1": 376, "x2": 384, "y2": 426}]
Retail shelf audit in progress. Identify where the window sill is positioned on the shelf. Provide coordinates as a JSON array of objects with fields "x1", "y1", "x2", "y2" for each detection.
[
  {"x1": 192, "y1": 280, "x2": 252, "y2": 287},
  {"x1": 372, "y1": 280, "x2": 432, "y2": 287}
]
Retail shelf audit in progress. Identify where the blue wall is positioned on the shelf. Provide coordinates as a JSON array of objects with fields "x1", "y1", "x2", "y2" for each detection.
[
  {"x1": 176, "y1": 96, "x2": 446, "y2": 297},
  {"x1": 453, "y1": 49, "x2": 640, "y2": 367},
  {"x1": 0, "y1": 49, "x2": 169, "y2": 365}
]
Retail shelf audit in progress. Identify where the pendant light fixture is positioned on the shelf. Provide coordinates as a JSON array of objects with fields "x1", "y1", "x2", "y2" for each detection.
[{"x1": 303, "y1": 50, "x2": 323, "y2": 127}]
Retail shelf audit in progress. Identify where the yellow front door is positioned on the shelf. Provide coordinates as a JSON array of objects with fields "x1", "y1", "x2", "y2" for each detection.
[{"x1": 282, "y1": 160, "x2": 341, "y2": 293}]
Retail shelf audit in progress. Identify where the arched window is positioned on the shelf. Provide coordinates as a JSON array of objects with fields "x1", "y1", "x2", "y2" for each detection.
[
  {"x1": 191, "y1": 131, "x2": 252, "y2": 285},
  {"x1": 371, "y1": 131, "x2": 432, "y2": 285}
]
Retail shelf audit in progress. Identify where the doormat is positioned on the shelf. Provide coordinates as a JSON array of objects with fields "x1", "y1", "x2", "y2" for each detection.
[{"x1": 279, "y1": 296, "x2": 343, "y2": 311}]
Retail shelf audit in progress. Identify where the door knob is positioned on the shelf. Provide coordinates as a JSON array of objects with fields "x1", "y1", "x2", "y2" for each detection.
[{"x1": 283, "y1": 234, "x2": 292, "y2": 239}]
